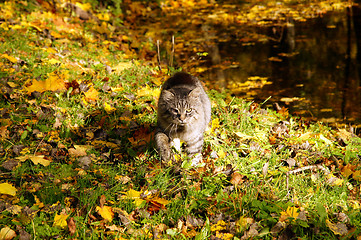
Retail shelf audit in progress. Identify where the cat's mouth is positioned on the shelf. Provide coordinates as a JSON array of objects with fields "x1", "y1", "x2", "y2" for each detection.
[{"x1": 175, "y1": 121, "x2": 187, "y2": 127}]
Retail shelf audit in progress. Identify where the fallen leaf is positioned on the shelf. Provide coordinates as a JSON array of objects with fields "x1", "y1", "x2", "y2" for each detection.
[
  {"x1": 326, "y1": 219, "x2": 348, "y2": 236},
  {"x1": 121, "y1": 189, "x2": 146, "y2": 207},
  {"x1": 54, "y1": 212, "x2": 69, "y2": 228},
  {"x1": 104, "y1": 102, "x2": 116, "y2": 114},
  {"x1": 230, "y1": 172, "x2": 245, "y2": 186},
  {"x1": 29, "y1": 155, "x2": 51, "y2": 166},
  {"x1": 113, "y1": 62, "x2": 133, "y2": 74},
  {"x1": 0, "y1": 182, "x2": 17, "y2": 196},
  {"x1": 279, "y1": 206, "x2": 299, "y2": 222},
  {"x1": 353, "y1": 170, "x2": 361, "y2": 181},
  {"x1": 0, "y1": 226, "x2": 16, "y2": 240},
  {"x1": 96, "y1": 205, "x2": 114, "y2": 222},
  {"x1": 137, "y1": 85, "x2": 160, "y2": 98},
  {"x1": 67, "y1": 217, "x2": 76, "y2": 235},
  {"x1": 25, "y1": 72, "x2": 67, "y2": 94},
  {"x1": 1, "y1": 53, "x2": 18, "y2": 63},
  {"x1": 6, "y1": 204, "x2": 22, "y2": 214},
  {"x1": 68, "y1": 145, "x2": 89, "y2": 157},
  {"x1": 84, "y1": 85, "x2": 99, "y2": 102}
]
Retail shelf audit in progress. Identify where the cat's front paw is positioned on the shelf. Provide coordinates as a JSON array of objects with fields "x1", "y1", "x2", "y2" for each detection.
[{"x1": 160, "y1": 147, "x2": 174, "y2": 164}]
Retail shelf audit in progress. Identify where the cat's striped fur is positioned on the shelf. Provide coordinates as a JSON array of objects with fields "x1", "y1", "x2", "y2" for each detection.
[{"x1": 155, "y1": 72, "x2": 211, "y2": 166}]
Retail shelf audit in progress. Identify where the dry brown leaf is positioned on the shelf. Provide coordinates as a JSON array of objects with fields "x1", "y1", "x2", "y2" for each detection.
[
  {"x1": 230, "y1": 172, "x2": 244, "y2": 186},
  {"x1": 67, "y1": 217, "x2": 76, "y2": 235}
]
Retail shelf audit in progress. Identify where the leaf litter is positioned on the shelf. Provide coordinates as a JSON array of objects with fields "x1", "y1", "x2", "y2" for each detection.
[{"x1": 0, "y1": 0, "x2": 361, "y2": 239}]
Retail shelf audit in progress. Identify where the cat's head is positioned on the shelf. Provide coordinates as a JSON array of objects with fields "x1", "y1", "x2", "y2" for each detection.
[{"x1": 161, "y1": 87, "x2": 202, "y2": 126}]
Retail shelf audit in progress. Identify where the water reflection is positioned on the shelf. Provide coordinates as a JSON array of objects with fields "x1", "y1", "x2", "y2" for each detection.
[{"x1": 202, "y1": 10, "x2": 361, "y2": 124}]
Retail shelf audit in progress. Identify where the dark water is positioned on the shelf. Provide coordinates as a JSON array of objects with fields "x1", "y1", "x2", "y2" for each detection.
[{"x1": 200, "y1": 10, "x2": 361, "y2": 125}]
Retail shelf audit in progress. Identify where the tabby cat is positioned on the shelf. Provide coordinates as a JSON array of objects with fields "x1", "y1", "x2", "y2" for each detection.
[{"x1": 155, "y1": 72, "x2": 211, "y2": 166}]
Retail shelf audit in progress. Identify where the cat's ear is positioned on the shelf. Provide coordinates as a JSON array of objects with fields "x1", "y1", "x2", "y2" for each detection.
[
  {"x1": 188, "y1": 87, "x2": 201, "y2": 99},
  {"x1": 162, "y1": 90, "x2": 174, "y2": 101}
]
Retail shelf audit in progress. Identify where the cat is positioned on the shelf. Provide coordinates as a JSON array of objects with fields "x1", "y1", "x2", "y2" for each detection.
[{"x1": 155, "y1": 72, "x2": 211, "y2": 166}]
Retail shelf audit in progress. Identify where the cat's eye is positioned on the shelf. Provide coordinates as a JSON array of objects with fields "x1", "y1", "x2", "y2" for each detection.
[
  {"x1": 171, "y1": 108, "x2": 179, "y2": 114},
  {"x1": 186, "y1": 108, "x2": 192, "y2": 113}
]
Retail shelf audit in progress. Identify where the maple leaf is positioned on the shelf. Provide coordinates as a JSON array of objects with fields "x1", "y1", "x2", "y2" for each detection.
[
  {"x1": 0, "y1": 183, "x2": 17, "y2": 196},
  {"x1": 279, "y1": 206, "x2": 299, "y2": 222},
  {"x1": 96, "y1": 205, "x2": 114, "y2": 222},
  {"x1": 25, "y1": 72, "x2": 67, "y2": 94},
  {"x1": 341, "y1": 164, "x2": 354, "y2": 178},
  {"x1": 104, "y1": 102, "x2": 116, "y2": 114},
  {"x1": 121, "y1": 189, "x2": 146, "y2": 207},
  {"x1": 84, "y1": 85, "x2": 99, "y2": 102},
  {"x1": 54, "y1": 212, "x2": 69, "y2": 228}
]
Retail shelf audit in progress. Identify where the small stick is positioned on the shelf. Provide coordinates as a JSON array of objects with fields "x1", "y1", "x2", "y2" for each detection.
[
  {"x1": 169, "y1": 35, "x2": 175, "y2": 68},
  {"x1": 157, "y1": 40, "x2": 161, "y2": 71}
]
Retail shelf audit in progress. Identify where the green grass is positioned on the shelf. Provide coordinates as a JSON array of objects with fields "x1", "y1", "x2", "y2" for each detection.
[{"x1": 1, "y1": 1, "x2": 361, "y2": 239}]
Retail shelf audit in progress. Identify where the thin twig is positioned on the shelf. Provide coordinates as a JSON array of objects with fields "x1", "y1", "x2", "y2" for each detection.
[
  {"x1": 169, "y1": 35, "x2": 174, "y2": 68},
  {"x1": 157, "y1": 40, "x2": 161, "y2": 71},
  {"x1": 33, "y1": 133, "x2": 47, "y2": 156}
]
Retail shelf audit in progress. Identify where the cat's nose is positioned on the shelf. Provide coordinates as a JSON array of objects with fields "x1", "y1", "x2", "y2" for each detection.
[{"x1": 179, "y1": 114, "x2": 186, "y2": 121}]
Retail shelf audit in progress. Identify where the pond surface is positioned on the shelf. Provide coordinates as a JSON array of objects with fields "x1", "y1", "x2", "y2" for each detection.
[{"x1": 199, "y1": 10, "x2": 361, "y2": 125}]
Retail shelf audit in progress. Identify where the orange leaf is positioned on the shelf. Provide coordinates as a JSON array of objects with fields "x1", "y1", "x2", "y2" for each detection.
[
  {"x1": 25, "y1": 72, "x2": 66, "y2": 94},
  {"x1": 84, "y1": 86, "x2": 99, "y2": 102},
  {"x1": 96, "y1": 205, "x2": 114, "y2": 222}
]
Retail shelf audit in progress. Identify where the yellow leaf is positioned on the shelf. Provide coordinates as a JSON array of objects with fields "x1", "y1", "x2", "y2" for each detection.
[
  {"x1": 0, "y1": 183, "x2": 17, "y2": 196},
  {"x1": 111, "y1": 86, "x2": 124, "y2": 92},
  {"x1": 25, "y1": 72, "x2": 66, "y2": 94},
  {"x1": 151, "y1": 196, "x2": 170, "y2": 206},
  {"x1": 280, "y1": 206, "x2": 299, "y2": 222},
  {"x1": 211, "y1": 118, "x2": 220, "y2": 131},
  {"x1": 75, "y1": 2, "x2": 92, "y2": 11},
  {"x1": 211, "y1": 220, "x2": 227, "y2": 232},
  {"x1": 34, "y1": 195, "x2": 44, "y2": 208},
  {"x1": 97, "y1": 12, "x2": 110, "y2": 21},
  {"x1": 29, "y1": 155, "x2": 51, "y2": 166},
  {"x1": 104, "y1": 102, "x2": 116, "y2": 114},
  {"x1": 96, "y1": 205, "x2": 114, "y2": 222},
  {"x1": 151, "y1": 77, "x2": 162, "y2": 86},
  {"x1": 46, "y1": 58, "x2": 61, "y2": 65},
  {"x1": 121, "y1": 189, "x2": 146, "y2": 207},
  {"x1": 7, "y1": 82, "x2": 17, "y2": 88},
  {"x1": 218, "y1": 149, "x2": 226, "y2": 158},
  {"x1": 84, "y1": 86, "x2": 99, "y2": 102},
  {"x1": 341, "y1": 164, "x2": 354, "y2": 178},
  {"x1": 113, "y1": 62, "x2": 132, "y2": 74},
  {"x1": 0, "y1": 226, "x2": 16, "y2": 240},
  {"x1": 326, "y1": 219, "x2": 348, "y2": 236},
  {"x1": 1, "y1": 53, "x2": 17, "y2": 63},
  {"x1": 353, "y1": 170, "x2": 361, "y2": 181},
  {"x1": 54, "y1": 212, "x2": 69, "y2": 228},
  {"x1": 137, "y1": 85, "x2": 160, "y2": 98}
]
